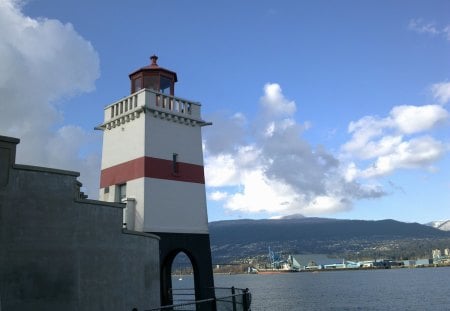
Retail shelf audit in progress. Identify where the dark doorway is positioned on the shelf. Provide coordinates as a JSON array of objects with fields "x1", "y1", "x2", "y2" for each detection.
[
  {"x1": 170, "y1": 251, "x2": 194, "y2": 304},
  {"x1": 161, "y1": 249, "x2": 197, "y2": 306},
  {"x1": 158, "y1": 233, "x2": 215, "y2": 309}
]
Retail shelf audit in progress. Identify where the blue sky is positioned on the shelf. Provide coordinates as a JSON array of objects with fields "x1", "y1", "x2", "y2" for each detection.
[{"x1": 1, "y1": 0, "x2": 449, "y2": 223}]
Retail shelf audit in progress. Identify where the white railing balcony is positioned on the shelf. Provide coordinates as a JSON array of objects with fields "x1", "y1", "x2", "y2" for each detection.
[
  {"x1": 146, "y1": 90, "x2": 201, "y2": 118},
  {"x1": 102, "y1": 89, "x2": 202, "y2": 127}
]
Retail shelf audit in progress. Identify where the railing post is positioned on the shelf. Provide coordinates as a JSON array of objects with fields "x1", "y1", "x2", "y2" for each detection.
[
  {"x1": 231, "y1": 286, "x2": 236, "y2": 311},
  {"x1": 242, "y1": 288, "x2": 250, "y2": 311}
]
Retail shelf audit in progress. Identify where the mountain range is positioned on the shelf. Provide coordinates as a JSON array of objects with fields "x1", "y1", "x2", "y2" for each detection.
[{"x1": 208, "y1": 217, "x2": 450, "y2": 264}]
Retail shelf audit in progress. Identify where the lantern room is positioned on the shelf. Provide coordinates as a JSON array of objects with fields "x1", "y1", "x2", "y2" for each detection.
[{"x1": 129, "y1": 55, "x2": 178, "y2": 95}]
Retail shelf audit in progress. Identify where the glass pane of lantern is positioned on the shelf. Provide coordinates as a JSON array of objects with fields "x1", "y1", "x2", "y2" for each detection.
[
  {"x1": 144, "y1": 76, "x2": 158, "y2": 91},
  {"x1": 134, "y1": 77, "x2": 142, "y2": 92},
  {"x1": 160, "y1": 77, "x2": 171, "y2": 94}
]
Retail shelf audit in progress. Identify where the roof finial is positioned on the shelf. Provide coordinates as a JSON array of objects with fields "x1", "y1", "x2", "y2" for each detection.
[{"x1": 150, "y1": 55, "x2": 158, "y2": 67}]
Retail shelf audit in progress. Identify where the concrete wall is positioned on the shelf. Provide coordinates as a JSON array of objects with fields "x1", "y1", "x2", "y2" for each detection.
[
  {"x1": 143, "y1": 178, "x2": 208, "y2": 234},
  {"x1": 146, "y1": 114, "x2": 204, "y2": 165},
  {"x1": 0, "y1": 135, "x2": 161, "y2": 311},
  {"x1": 100, "y1": 103, "x2": 146, "y2": 170}
]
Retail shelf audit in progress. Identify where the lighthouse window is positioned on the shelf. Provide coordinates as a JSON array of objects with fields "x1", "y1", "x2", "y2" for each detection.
[
  {"x1": 172, "y1": 153, "x2": 179, "y2": 174},
  {"x1": 117, "y1": 183, "x2": 127, "y2": 202}
]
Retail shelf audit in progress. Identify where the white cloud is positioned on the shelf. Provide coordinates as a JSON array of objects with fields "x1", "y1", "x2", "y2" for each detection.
[
  {"x1": 408, "y1": 18, "x2": 450, "y2": 41},
  {"x1": 260, "y1": 83, "x2": 296, "y2": 116},
  {"x1": 408, "y1": 19, "x2": 439, "y2": 35},
  {"x1": 391, "y1": 105, "x2": 449, "y2": 133},
  {"x1": 205, "y1": 80, "x2": 449, "y2": 218},
  {"x1": 224, "y1": 169, "x2": 299, "y2": 214},
  {"x1": 344, "y1": 162, "x2": 358, "y2": 182},
  {"x1": 208, "y1": 191, "x2": 229, "y2": 201},
  {"x1": 204, "y1": 145, "x2": 262, "y2": 188},
  {"x1": 356, "y1": 136, "x2": 446, "y2": 179},
  {"x1": 204, "y1": 153, "x2": 239, "y2": 187},
  {"x1": 444, "y1": 25, "x2": 450, "y2": 41},
  {"x1": 301, "y1": 195, "x2": 350, "y2": 215},
  {"x1": 343, "y1": 116, "x2": 393, "y2": 159},
  {"x1": 431, "y1": 81, "x2": 450, "y2": 105},
  {"x1": 342, "y1": 104, "x2": 448, "y2": 160},
  {"x1": 0, "y1": 0, "x2": 100, "y2": 197},
  {"x1": 203, "y1": 112, "x2": 247, "y2": 154},
  {"x1": 264, "y1": 122, "x2": 275, "y2": 137},
  {"x1": 342, "y1": 101, "x2": 449, "y2": 181},
  {"x1": 204, "y1": 83, "x2": 385, "y2": 217}
]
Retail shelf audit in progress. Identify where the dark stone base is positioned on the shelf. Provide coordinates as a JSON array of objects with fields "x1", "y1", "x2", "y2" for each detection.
[{"x1": 152, "y1": 232, "x2": 215, "y2": 307}]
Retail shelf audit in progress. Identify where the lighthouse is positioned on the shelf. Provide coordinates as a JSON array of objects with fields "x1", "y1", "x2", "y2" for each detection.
[{"x1": 97, "y1": 56, "x2": 214, "y2": 305}]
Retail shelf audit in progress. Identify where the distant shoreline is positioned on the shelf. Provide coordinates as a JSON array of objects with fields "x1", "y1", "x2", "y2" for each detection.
[
  {"x1": 172, "y1": 263, "x2": 450, "y2": 276},
  {"x1": 209, "y1": 264, "x2": 450, "y2": 276}
]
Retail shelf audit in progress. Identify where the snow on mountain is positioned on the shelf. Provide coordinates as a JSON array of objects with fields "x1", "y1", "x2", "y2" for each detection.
[{"x1": 426, "y1": 220, "x2": 450, "y2": 231}]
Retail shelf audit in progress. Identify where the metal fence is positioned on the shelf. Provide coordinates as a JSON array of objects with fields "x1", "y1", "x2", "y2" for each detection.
[{"x1": 146, "y1": 287, "x2": 251, "y2": 311}]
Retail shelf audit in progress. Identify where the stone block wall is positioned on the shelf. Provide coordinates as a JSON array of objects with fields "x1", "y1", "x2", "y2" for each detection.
[{"x1": 0, "y1": 135, "x2": 160, "y2": 311}]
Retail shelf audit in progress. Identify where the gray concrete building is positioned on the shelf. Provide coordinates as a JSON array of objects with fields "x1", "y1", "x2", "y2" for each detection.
[{"x1": 0, "y1": 135, "x2": 161, "y2": 311}]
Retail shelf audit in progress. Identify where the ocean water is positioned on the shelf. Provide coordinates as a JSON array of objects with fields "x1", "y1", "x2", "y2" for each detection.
[{"x1": 173, "y1": 267, "x2": 450, "y2": 310}]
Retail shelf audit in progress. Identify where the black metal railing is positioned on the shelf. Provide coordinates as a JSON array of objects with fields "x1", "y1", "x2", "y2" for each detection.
[{"x1": 145, "y1": 287, "x2": 251, "y2": 311}]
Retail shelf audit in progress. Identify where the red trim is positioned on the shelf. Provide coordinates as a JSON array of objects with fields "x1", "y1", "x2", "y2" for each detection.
[{"x1": 100, "y1": 156, "x2": 205, "y2": 188}]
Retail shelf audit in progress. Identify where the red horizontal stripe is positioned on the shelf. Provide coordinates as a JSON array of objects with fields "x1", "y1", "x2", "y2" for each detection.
[{"x1": 100, "y1": 156, "x2": 205, "y2": 188}]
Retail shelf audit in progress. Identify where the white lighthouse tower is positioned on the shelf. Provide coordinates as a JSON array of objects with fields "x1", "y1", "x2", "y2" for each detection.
[{"x1": 97, "y1": 56, "x2": 214, "y2": 305}]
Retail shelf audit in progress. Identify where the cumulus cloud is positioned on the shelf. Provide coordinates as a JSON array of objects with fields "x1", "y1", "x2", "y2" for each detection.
[
  {"x1": 342, "y1": 102, "x2": 449, "y2": 181},
  {"x1": 204, "y1": 81, "x2": 450, "y2": 218},
  {"x1": 357, "y1": 136, "x2": 445, "y2": 179},
  {"x1": 204, "y1": 112, "x2": 247, "y2": 155},
  {"x1": 260, "y1": 83, "x2": 296, "y2": 116},
  {"x1": 208, "y1": 191, "x2": 229, "y2": 201},
  {"x1": 431, "y1": 81, "x2": 450, "y2": 105},
  {"x1": 0, "y1": 0, "x2": 100, "y2": 197},
  {"x1": 204, "y1": 83, "x2": 385, "y2": 217},
  {"x1": 391, "y1": 105, "x2": 448, "y2": 133}
]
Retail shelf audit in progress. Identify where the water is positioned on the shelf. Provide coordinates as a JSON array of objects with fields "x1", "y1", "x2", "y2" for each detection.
[{"x1": 173, "y1": 267, "x2": 450, "y2": 310}]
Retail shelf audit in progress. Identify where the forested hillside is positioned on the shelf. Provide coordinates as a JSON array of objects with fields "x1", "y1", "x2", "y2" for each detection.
[{"x1": 209, "y1": 218, "x2": 450, "y2": 263}]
